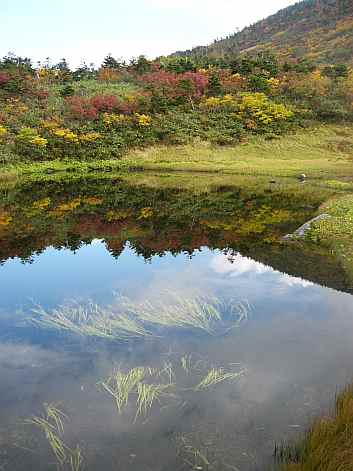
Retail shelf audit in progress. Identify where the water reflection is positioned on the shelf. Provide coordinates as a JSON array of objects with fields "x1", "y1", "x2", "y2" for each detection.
[{"x1": 0, "y1": 175, "x2": 353, "y2": 470}]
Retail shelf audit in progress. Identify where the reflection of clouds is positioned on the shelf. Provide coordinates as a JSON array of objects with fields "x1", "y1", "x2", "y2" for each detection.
[
  {"x1": 210, "y1": 252, "x2": 313, "y2": 288},
  {"x1": 279, "y1": 273, "x2": 313, "y2": 288},
  {"x1": 211, "y1": 253, "x2": 270, "y2": 276}
]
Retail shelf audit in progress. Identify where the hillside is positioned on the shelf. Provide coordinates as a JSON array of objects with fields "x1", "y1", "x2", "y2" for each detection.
[{"x1": 172, "y1": 0, "x2": 353, "y2": 65}]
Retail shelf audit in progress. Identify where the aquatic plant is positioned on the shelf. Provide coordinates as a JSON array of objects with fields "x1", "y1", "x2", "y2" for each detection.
[
  {"x1": 30, "y1": 293, "x2": 249, "y2": 342},
  {"x1": 177, "y1": 435, "x2": 213, "y2": 470},
  {"x1": 99, "y1": 365, "x2": 175, "y2": 422},
  {"x1": 100, "y1": 367, "x2": 147, "y2": 413},
  {"x1": 117, "y1": 293, "x2": 249, "y2": 336},
  {"x1": 69, "y1": 446, "x2": 84, "y2": 471},
  {"x1": 32, "y1": 301, "x2": 153, "y2": 341},
  {"x1": 25, "y1": 404, "x2": 84, "y2": 471},
  {"x1": 135, "y1": 382, "x2": 173, "y2": 421},
  {"x1": 194, "y1": 367, "x2": 245, "y2": 391},
  {"x1": 100, "y1": 359, "x2": 245, "y2": 423}
]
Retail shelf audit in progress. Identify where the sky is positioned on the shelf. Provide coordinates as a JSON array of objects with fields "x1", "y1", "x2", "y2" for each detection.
[{"x1": 1, "y1": 0, "x2": 298, "y2": 68}]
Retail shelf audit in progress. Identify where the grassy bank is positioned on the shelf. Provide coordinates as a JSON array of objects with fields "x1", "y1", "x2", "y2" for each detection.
[
  {"x1": 1, "y1": 124, "x2": 353, "y2": 183},
  {"x1": 277, "y1": 385, "x2": 353, "y2": 471},
  {"x1": 306, "y1": 194, "x2": 353, "y2": 284},
  {"x1": 125, "y1": 124, "x2": 353, "y2": 179}
]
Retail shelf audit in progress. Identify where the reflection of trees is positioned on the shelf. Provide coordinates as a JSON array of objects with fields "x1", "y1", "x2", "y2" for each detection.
[{"x1": 0, "y1": 177, "x2": 350, "y2": 292}]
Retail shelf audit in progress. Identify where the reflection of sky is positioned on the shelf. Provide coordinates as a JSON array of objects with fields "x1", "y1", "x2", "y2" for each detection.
[
  {"x1": 0, "y1": 242, "x2": 340, "y2": 318},
  {"x1": 1, "y1": 242, "x2": 353, "y2": 469}
]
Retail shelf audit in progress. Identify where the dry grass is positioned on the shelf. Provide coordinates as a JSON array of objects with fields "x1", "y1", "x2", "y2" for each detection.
[{"x1": 277, "y1": 385, "x2": 353, "y2": 471}]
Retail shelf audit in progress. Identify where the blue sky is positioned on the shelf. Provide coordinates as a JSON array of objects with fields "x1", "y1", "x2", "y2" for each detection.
[{"x1": 1, "y1": 0, "x2": 297, "y2": 68}]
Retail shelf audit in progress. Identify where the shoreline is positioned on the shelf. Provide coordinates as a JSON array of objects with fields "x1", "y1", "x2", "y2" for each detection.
[{"x1": 1, "y1": 124, "x2": 353, "y2": 182}]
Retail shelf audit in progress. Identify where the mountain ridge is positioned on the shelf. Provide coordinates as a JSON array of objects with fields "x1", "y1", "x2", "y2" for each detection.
[{"x1": 171, "y1": 0, "x2": 353, "y2": 65}]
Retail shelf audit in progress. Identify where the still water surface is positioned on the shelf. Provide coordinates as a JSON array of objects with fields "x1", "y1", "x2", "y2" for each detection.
[{"x1": 1, "y1": 174, "x2": 353, "y2": 470}]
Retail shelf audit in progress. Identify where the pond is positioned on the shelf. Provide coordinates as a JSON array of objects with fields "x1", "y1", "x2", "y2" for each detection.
[{"x1": 0, "y1": 172, "x2": 353, "y2": 471}]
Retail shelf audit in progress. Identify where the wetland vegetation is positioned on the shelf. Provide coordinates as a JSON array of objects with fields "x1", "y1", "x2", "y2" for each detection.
[{"x1": 1, "y1": 2, "x2": 353, "y2": 468}]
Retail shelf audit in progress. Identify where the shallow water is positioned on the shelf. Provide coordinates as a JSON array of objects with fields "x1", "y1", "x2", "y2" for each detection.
[{"x1": 0, "y1": 174, "x2": 352, "y2": 470}]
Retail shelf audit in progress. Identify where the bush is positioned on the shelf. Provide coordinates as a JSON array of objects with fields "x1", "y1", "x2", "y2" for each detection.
[
  {"x1": 312, "y1": 97, "x2": 352, "y2": 121},
  {"x1": 59, "y1": 85, "x2": 75, "y2": 97}
]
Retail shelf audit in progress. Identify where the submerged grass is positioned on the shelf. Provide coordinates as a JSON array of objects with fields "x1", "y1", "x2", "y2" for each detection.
[
  {"x1": 30, "y1": 293, "x2": 249, "y2": 342},
  {"x1": 32, "y1": 301, "x2": 153, "y2": 341},
  {"x1": 100, "y1": 359, "x2": 244, "y2": 423},
  {"x1": 100, "y1": 367, "x2": 147, "y2": 413},
  {"x1": 69, "y1": 446, "x2": 84, "y2": 471},
  {"x1": 135, "y1": 382, "x2": 173, "y2": 422},
  {"x1": 178, "y1": 435, "x2": 213, "y2": 470},
  {"x1": 276, "y1": 385, "x2": 353, "y2": 471},
  {"x1": 99, "y1": 366, "x2": 175, "y2": 422},
  {"x1": 25, "y1": 404, "x2": 84, "y2": 470},
  {"x1": 194, "y1": 368, "x2": 245, "y2": 391}
]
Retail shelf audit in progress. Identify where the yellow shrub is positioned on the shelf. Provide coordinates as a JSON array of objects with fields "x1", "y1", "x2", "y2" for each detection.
[
  {"x1": 135, "y1": 113, "x2": 152, "y2": 126},
  {"x1": 51, "y1": 128, "x2": 79, "y2": 143},
  {"x1": 0, "y1": 125, "x2": 7, "y2": 138},
  {"x1": 202, "y1": 95, "x2": 237, "y2": 109},
  {"x1": 32, "y1": 198, "x2": 51, "y2": 210},
  {"x1": 16, "y1": 128, "x2": 48, "y2": 147},
  {"x1": 238, "y1": 93, "x2": 293, "y2": 125},
  {"x1": 79, "y1": 132, "x2": 101, "y2": 143},
  {"x1": 0, "y1": 210, "x2": 12, "y2": 227},
  {"x1": 103, "y1": 113, "x2": 129, "y2": 126}
]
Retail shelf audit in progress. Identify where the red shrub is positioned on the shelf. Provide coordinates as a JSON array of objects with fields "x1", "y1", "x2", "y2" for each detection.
[
  {"x1": 0, "y1": 72, "x2": 11, "y2": 87},
  {"x1": 178, "y1": 72, "x2": 208, "y2": 97},
  {"x1": 90, "y1": 94, "x2": 119, "y2": 112},
  {"x1": 66, "y1": 93, "x2": 148, "y2": 120},
  {"x1": 66, "y1": 96, "x2": 98, "y2": 120},
  {"x1": 32, "y1": 89, "x2": 49, "y2": 100},
  {"x1": 140, "y1": 71, "x2": 179, "y2": 98}
]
